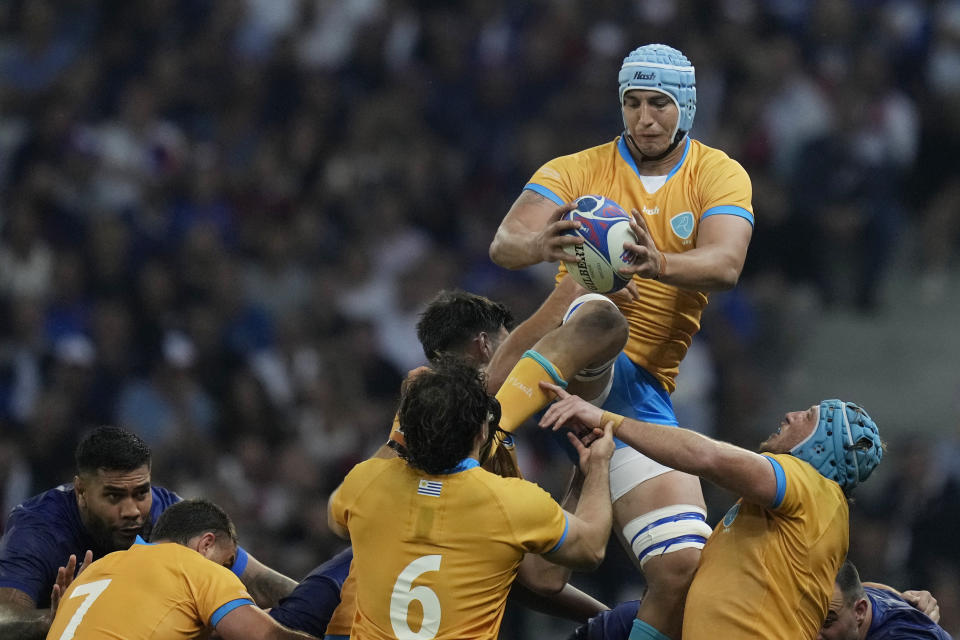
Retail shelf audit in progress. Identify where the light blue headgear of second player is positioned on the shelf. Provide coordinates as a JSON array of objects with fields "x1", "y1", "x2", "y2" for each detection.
[
  {"x1": 618, "y1": 44, "x2": 696, "y2": 144},
  {"x1": 790, "y1": 399, "x2": 883, "y2": 491}
]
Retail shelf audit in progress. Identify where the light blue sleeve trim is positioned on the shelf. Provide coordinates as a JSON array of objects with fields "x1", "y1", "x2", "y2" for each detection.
[
  {"x1": 522, "y1": 350, "x2": 568, "y2": 388},
  {"x1": 210, "y1": 598, "x2": 254, "y2": 627},
  {"x1": 762, "y1": 455, "x2": 787, "y2": 509},
  {"x1": 523, "y1": 184, "x2": 565, "y2": 206},
  {"x1": 546, "y1": 513, "x2": 569, "y2": 554},
  {"x1": 702, "y1": 204, "x2": 754, "y2": 226},
  {"x1": 231, "y1": 546, "x2": 249, "y2": 577}
]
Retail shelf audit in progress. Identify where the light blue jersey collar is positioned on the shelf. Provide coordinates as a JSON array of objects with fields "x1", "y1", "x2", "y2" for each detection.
[
  {"x1": 440, "y1": 457, "x2": 479, "y2": 474},
  {"x1": 617, "y1": 135, "x2": 690, "y2": 185}
]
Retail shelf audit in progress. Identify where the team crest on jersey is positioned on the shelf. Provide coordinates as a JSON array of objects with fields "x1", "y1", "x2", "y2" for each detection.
[
  {"x1": 722, "y1": 503, "x2": 740, "y2": 528},
  {"x1": 670, "y1": 212, "x2": 695, "y2": 239}
]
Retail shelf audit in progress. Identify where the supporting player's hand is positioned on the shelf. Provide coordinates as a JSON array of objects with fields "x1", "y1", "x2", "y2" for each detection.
[
  {"x1": 902, "y1": 589, "x2": 940, "y2": 622},
  {"x1": 50, "y1": 550, "x2": 92, "y2": 616},
  {"x1": 537, "y1": 382, "x2": 605, "y2": 435},
  {"x1": 617, "y1": 209, "x2": 663, "y2": 279},
  {"x1": 533, "y1": 202, "x2": 583, "y2": 264},
  {"x1": 567, "y1": 419, "x2": 615, "y2": 476}
]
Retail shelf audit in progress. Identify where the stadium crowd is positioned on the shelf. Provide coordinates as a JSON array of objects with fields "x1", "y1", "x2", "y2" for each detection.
[{"x1": 1, "y1": 0, "x2": 959, "y2": 636}]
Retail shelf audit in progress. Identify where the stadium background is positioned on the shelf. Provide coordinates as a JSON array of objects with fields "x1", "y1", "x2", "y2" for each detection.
[{"x1": 1, "y1": 0, "x2": 959, "y2": 636}]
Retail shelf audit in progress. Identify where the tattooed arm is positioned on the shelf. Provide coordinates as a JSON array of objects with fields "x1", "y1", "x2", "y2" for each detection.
[
  {"x1": 489, "y1": 190, "x2": 582, "y2": 269},
  {"x1": 239, "y1": 555, "x2": 298, "y2": 609},
  {"x1": 0, "y1": 587, "x2": 50, "y2": 640}
]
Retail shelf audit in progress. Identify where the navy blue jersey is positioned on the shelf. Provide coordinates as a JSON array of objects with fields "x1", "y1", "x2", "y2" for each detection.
[
  {"x1": 866, "y1": 586, "x2": 953, "y2": 639},
  {"x1": 567, "y1": 599, "x2": 639, "y2": 640},
  {"x1": 0, "y1": 483, "x2": 180, "y2": 606},
  {"x1": 269, "y1": 547, "x2": 352, "y2": 637}
]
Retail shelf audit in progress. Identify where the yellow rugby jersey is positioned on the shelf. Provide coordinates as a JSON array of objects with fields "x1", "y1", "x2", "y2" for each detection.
[
  {"x1": 46, "y1": 538, "x2": 253, "y2": 640},
  {"x1": 324, "y1": 557, "x2": 359, "y2": 638},
  {"x1": 329, "y1": 457, "x2": 567, "y2": 640},
  {"x1": 527, "y1": 136, "x2": 754, "y2": 391},
  {"x1": 682, "y1": 454, "x2": 848, "y2": 639},
  {"x1": 327, "y1": 427, "x2": 526, "y2": 639}
]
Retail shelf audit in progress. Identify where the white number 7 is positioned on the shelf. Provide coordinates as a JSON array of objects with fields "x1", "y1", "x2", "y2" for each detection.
[{"x1": 57, "y1": 578, "x2": 112, "y2": 640}]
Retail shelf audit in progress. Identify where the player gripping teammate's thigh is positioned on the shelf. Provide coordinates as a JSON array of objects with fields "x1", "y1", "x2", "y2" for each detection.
[{"x1": 496, "y1": 293, "x2": 710, "y2": 640}]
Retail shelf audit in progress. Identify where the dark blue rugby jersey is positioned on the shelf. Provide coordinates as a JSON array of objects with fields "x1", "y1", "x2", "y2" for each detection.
[
  {"x1": 269, "y1": 546, "x2": 352, "y2": 637},
  {"x1": 0, "y1": 483, "x2": 180, "y2": 607},
  {"x1": 568, "y1": 599, "x2": 639, "y2": 640},
  {"x1": 866, "y1": 586, "x2": 953, "y2": 639}
]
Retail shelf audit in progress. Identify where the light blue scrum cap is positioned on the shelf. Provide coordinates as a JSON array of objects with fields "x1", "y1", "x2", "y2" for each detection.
[
  {"x1": 790, "y1": 400, "x2": 883, "y2": 491},
  {"x1": 618, "y1": 44, "x2": 696, "y2": 140}
]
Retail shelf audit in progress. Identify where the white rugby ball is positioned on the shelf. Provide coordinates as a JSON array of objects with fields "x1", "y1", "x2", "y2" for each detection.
[{"x1": 561, "y1": 195, "x2": 638, "y2": 293}]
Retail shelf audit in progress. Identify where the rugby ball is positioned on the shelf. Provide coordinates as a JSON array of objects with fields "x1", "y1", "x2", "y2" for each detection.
[{"x1": 561, "y1": 195, "x2": 638, "y2": 293}]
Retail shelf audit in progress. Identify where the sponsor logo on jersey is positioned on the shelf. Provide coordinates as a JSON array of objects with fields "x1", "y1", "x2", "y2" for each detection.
[
  {"x1": 508, "y1": 377, "x2": 534, "y2": 399},
  {"x1": 642, "y1": 206, "x2": 660, "y2": 216},
  {"x1": 670, "y1": 211, "x2": 695, "y2": 239},
  {"x1": 722, "y1": 503, "x2": 740, "y2": 528},
  {"x1": 417, "y1": 479, "x2": 443, "y2": 497}
]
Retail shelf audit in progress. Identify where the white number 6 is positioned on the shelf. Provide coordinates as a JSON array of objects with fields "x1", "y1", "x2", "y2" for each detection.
[{"x1": 389, "y1": 555, "x2": 442, "y2": 640}]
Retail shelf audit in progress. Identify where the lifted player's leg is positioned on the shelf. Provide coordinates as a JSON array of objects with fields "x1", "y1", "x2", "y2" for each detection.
[
  {"x1": 612, "y1": 470, "x2": 707, "y2": 639},
  {"x1": 495, "y1": 295, "x2": 628, "y2": 432},
  {"x1": 553, "y1": 295, "x2": 709, "y2": 640}
]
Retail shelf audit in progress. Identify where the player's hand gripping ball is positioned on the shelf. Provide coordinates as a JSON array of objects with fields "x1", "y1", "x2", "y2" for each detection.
[{"x1": 561, "y1": 195, "x2": 638, "y2": 293}]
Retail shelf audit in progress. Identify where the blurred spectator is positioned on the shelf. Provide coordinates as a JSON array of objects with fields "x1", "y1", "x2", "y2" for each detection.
[
  {"x1": 114, "y1": 330, "x2": 217, "y2": 476},
  {"x1": 0, "y1": 197, "x2": 53, "y2": 301},
  {"x1": 791, "y1": 82, "x2": 908, "y2": 311}
]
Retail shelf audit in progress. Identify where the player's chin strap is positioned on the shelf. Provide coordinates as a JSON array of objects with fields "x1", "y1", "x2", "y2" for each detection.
[
  {"x1": 622, "y1": 504, "x2": 713, "y2": 568},
  {"x1": 623, "y1": 130, "x2": 686, "y2": 163}
]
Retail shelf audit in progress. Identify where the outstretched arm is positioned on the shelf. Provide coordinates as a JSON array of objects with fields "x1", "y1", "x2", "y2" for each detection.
[
  {"x1": 216, "y1": 603, "x2": 318, "y2": 639},
  {"x1": 541, "y1": 423, "x2": 615, "y2": 571},
  {"x1": 863, "y1": 582, "x2": 941, "y2": 623},
  {"x1": 515, "y1": 466, "x2": 585, "y2": 594},
  {"x1": 508, "y1": 581, "x2": 608, "y2": 623},
  {"x1": 619, "y1": 211, "x2": 753, "y2": 291},
  {"x1": 489, "y1": 191, "x2": 580, "y2": 269},
  {"x1": 0, "y1": 588, "x2": 49, "y2": 640},
  {"x1": 513, "y1": 466, "x2": 608, "y2": 622},
  {"x1": 539, "y1": 382, "x2": 779, "y2": 507},
  {"x1": 239, "y1": 555, "x2": 298, "y2": 609},
  {"x1": 0, "y1": 550, "x2": 94, "y2": 640}
]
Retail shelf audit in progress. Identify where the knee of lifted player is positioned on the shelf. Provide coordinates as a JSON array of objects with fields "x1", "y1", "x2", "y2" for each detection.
[{"x1": 552, "y1": 300, "x2": 628, "y2": 369}]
